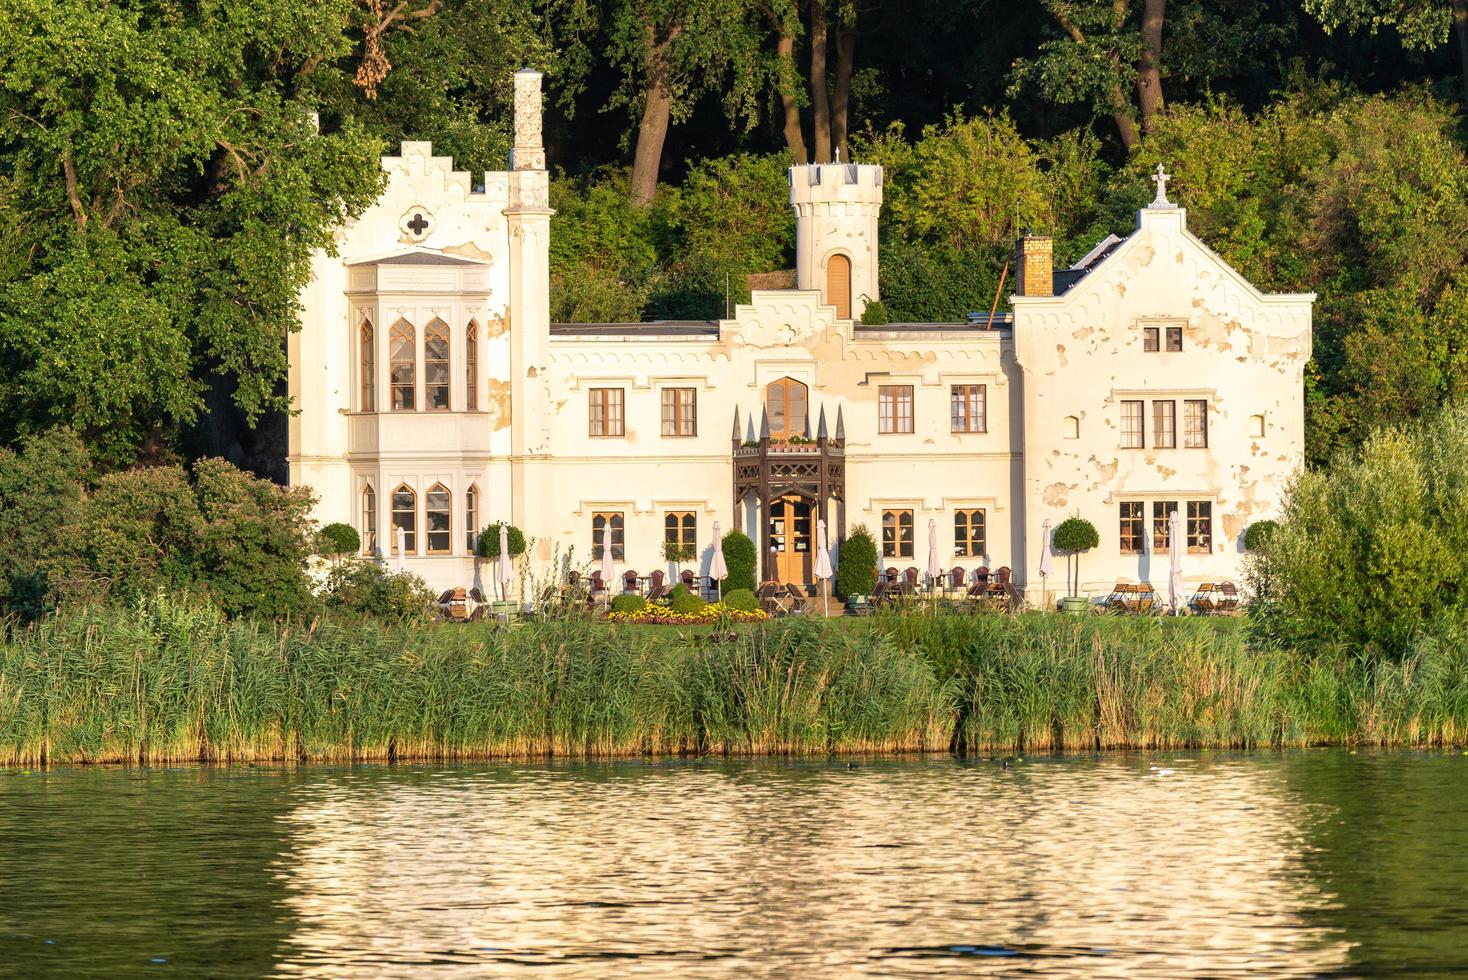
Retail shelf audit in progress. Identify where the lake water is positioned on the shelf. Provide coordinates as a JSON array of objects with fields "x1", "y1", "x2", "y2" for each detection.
[{"x1": 1, "y1": 752, "x2": 1465, "y2": 977}]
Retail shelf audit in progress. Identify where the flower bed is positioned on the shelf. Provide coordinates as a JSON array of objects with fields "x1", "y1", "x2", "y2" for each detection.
[{"x1": 606, "y1": 601, "x2": 768, "y2": 625}]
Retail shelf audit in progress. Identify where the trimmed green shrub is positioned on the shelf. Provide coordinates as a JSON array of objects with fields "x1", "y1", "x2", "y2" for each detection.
[
  {"x1": 722, "y1": 588, "x2": 758, "y2": 612},
  {"x1": 610, "y1": 593, "x2": 646, "y2": 614},
  {"x1": 836, "y1": 525, "x2": 879, "y2": 599},
  {"x1": 1051, "y1": 516, "x2": 1099, "y2": 597},
  {"x1": 319, "y1": 523, "x2": 360, "y2": 560},
  {"x1": 669, "y1": 583, "x2": 706, "y2": 614},
  {"x1": 477, "y1": 522, "x2": 526, "y2": 560},
  {"x1": 321, "y1": 562, "x2": 437, "y2": 623},
  {"x1": 860, "y1": 299, "x2": 891, "y2": 325},
  {"x1": 722, "y1": 529, "x2": 757, "y2": 594},
  {"x1": 1243, "y1": 520, "x2": 1278, "y2": 552}
]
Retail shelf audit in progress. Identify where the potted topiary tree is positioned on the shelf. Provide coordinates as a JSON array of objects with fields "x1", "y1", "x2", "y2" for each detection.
[
  {"x1": 477, "y1": 521, "x2": 527, "y2": 613},
  {"x1": 1051, "y1": 516, "x2": 1099, "y2": 613},
  {"x1": 661, "y1": 538, "x2": 695, "y2": 578},
  {"x1": 1243, "y1": 520, "x2": 1277, "y2": 552},
  {"x1": 318, "y1": 522, "x2": 361, "y2": 567},
  {"x1": 836, "y1": 525, "x2": 879, "y2": 613}
]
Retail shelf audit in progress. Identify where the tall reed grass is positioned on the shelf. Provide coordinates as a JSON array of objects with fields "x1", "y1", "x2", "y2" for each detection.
[{"x1": 1, "y1": 596, "x2": 1464, "y2": 765}]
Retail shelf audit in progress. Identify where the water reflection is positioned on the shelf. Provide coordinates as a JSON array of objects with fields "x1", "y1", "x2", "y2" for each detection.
[{"x1": 1, "y1": 754, "x2": 1464, "y2": 976}]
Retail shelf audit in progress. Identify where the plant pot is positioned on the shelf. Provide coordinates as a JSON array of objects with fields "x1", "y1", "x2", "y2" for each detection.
[
  {"x1": 1060, "y1": 596, "x2": 1089, "y2": 614},
  {"x1": 492, "y1": 600, "x2": 517, "y2": 617},
  {"x1": 846, "y1": 596, "x2": 867, "y2": 613}
]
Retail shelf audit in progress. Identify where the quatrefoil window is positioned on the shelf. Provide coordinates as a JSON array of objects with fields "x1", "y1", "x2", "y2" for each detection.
[{"x1": 399, "y1": 207, "x2": 436, "y2": 241}]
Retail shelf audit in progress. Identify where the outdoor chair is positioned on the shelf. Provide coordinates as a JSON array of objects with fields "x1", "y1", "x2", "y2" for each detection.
[
  {"x1": 1106, "y1": 582, "x2": 1159, "y2": 614},
  {"x1": 646, "y1": 569, "x2": 670, "y2": 602},
  {"x1": 949, "y1": 566, "x2": 967, "y2": 594},
  {"x1": 757, "y1": 581, "x2": 786, "y2": 616},
  {"x1": 680, "y1": 569, "x2": 697, "y2": 594},
  {"x1": 883, "y1": 567, "x2": 900, "y2": 586},
  {"x1": 623, "y1": 569, "x2": 639, "y2": 593},
  {"x1": 587, "y1": 570, "x2": 607, "y2": 605},
  {"x1": 1217, "y1": 582, "x2": 1240, "y2": 614},
  {"x1": 1188, "y1": 582, "x2": 1217, "y2": 615},
  {"x1": 902, "y1": 567, "x2": 921, "y2": 594},
  {"x1": 782, "y1": 582, "x2": 808, "y2": 615}
]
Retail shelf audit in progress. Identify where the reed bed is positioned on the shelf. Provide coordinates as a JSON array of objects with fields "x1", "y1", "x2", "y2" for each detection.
[{"x1": 1, "y1": 596, "x2": 1464, "y2": 765}]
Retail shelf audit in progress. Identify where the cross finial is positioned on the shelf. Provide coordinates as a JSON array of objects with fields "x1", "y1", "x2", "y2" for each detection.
[{"x1": 1149, "y1": 163, "x2": 1173, "y2": 208}]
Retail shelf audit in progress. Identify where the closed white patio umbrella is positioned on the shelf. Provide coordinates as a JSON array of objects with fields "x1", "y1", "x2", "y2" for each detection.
[
  {"x1": 394, "y1": 525, "x2": 406, "y2": 573},
  {"x1": 1039, "y1": 519, "x2": 1054, "y2": 609},
  {"x1": 1169, "y1": 508, "x2": 1185, "y2": 613},
  {"x1": 497, "y1": 524, "x2": 514, "y2": 604},
  {"x1": 813, "y1": 518, "x2": 833, "y2": 615},
  {"x1": 600, "y1": 521, "x2": 615, "y2": 598},
  {"x1": 926, "y1": 518, "x2": 941, "y2": 611},
  {"x1": 710, "y1": 521, "x2": 728, "y2": 601}
]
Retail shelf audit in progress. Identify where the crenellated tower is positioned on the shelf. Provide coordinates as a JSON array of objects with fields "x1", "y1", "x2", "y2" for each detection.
[{"x1": 789, "y1": 162, "x2": 883, "y2": 321}]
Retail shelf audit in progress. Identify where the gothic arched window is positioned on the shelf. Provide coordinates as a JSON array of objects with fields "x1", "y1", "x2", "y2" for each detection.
[
  {"x1": 361, "y1": 484, "x2": 377, "y2": 555},
  {"x1": 426, "y1": 482, "x2": 451, "y2": 553},
  {"x1": 764, "y1": 378, "x2": 808, "y2": 439},
  {"x1": 391, "y1": 484, "x2": 416, "y2": 553},
  {"x1": 359, "y1": 319, "x2": 375, "y2": 412},
  {"x1": 465, "y1": 321, "x2": 479, "y2": 412},
  {"x1": 389, "y1": 320, "x2": 415, "y2": 411},
  {"x1": 424, "y1": 319, "x2": 450, "y2": 410}
]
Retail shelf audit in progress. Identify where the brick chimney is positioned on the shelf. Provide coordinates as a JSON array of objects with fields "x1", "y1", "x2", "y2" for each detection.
[{"x1": 1015, "y1": 234, "x2": 1053, "y2": 297}]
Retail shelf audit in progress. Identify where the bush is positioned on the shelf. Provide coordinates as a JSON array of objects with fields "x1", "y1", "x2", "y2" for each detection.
[
  {"x1": 1243, "y1": 520, "x2": 1278, "y2": 552},
  {"x1": 836, "y1": 525, "x2": 879, "y2": 599},
  {"x1": 722, "y1": 588, "x2": 758, "y2": 612},
  {"x1": 610, "y1": 593, "x2": 646, "y2": 614},
  {"x1": 0, "y1": 428, "x2": 88, "y2": 620},
  {"x1": 1248, "y1": 404, "x2": 1468, "y2": 660},
  {"x1": 722, "y1": 529, "x2": 757, "y2": 594},
  {"x1": 668, "y1": 582, "x2": 706, "y2": 614},
  {"x1": 477, "y1": 522, "x2": 526, "y2": 560},
  {"x1": 321, "y1": 562, "x2": 438, "y2": 623},
  {"x1": 319, "y1": 523, "x2": 360, "y2": 560},
  {"x1": 860, "y1": 299, "x2": 891, "y2": 325}
]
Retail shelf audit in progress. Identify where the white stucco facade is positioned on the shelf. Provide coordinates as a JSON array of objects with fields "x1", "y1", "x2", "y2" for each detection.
[{"x1": 287, "y1": 71, "x2": 1313, "y2": 602}]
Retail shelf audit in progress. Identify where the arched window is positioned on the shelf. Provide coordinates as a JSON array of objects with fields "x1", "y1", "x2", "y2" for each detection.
[
  {"x1": 424, "y1": 319, "x2": 450, "y2": 410},
  {"x1": 426, "y1": 482, "x2": 451, "y2": 554},
  {"x1": 765, "y1": 378, "x2": 808, "y2": 439},
  {"x1": 361, "y1": 485, "x2": 377, "y2": 554},
  {"x1": 465, "y1": 321, "x2": 479, "y2": 412},
  {"x1": 390, "y1": 320, "x2": 415, "y2": 411},
  {"x1": 465, "y1": 484, "x2": 479, "y2": 553},
  {"x1": 826, "y1": 254, "x2": 852, "y2": 319},
  {"x1": 359, "y1": 319, "x2": 375, "y2": 412},
  {"x1": 391, "y1": 484, "x2": 416, "y2": 553}
]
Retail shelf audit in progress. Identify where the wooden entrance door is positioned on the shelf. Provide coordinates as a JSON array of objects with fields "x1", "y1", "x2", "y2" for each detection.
[{"x1": 768, "y1": 495, "x2": 813, "y2": 584}]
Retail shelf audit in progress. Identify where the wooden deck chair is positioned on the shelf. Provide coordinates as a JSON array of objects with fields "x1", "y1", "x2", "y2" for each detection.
[{"x1": 646, "y1": 569, "x2": 670, "y2": 602}]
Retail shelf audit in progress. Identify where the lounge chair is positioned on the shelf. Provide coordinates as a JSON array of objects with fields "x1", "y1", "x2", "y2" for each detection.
[
  {"x1": 902, "y1": 567, "x2": 920, "y2": 594},
  {"x1": 782, "y1": 582, "x2": 808, "y2": 615},
  {"x1": 757, "y1": 581, "x2": 786, "y2": 616},
  {"x1": 587, "y1": 570, "x2": 607, "y2": 606}
]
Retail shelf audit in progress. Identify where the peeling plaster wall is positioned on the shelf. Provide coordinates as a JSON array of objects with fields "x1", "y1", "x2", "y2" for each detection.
[{"x1": 1012, "y1": 206, "x2": 1313, "y2": 599}]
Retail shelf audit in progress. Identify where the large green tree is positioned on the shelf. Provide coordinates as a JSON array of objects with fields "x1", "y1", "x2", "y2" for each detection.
[
  {"x1": 0, "y1": 0, "x2": 384, "y2": 464},
  {"x1": 1304, "y1": 0, "x2": 1468, "y2": 96}
]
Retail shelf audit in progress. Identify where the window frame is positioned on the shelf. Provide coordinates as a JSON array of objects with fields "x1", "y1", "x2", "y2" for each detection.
[
  {"x1": 950, "y1": 384, "x2": 987, "y2": 434},
  {"x1": 1120, "y1": 400, "x2": 1145, "y2": 449},
  {"x1": 588, "y1": 387, "x2": 625, "y2": 438},
  {"x1": 425, "y1": 482, "x2": 452, "y2": 555},
  {"x1": 664, "y1": 511, "x2": 697, "y2": 551},
  {"x1": 953, "y1": 508, "x2": 986, "y2": 558},
  {"x1": 878, "y1": 384, "x2": 915, "y2": 434},
  {"x1": 1119, "y1": 501, "x2": 1145, "y2": 555},
  {"x1": 1184, "y1": 399, "x2": 1209, "y2": 448},
  {"x1": 359, "y1": 319, "x2": 375, "y2": 412},
  {"x1": 660, "y1": 387, "x2": 697, "y2": 438},
  {"x1": 1152, "y1": 500, "x2": 1178, "y2": 552},
  {"x1": 592, "y1": 511, "x2": 625, "y2": 561},
  {"x1": 389, "y1": 319, "x2": 416, "y2": 411},
  {"x1": 1187, "y1": 500, "x2": 1213, "y2": 553},
  {"x1": 882, "y1": 509, "x2": 915, "y2": 559},
  {"x1": 1143, "y1": 326, "x2": 1160, "y2": 352},
  {"x1": 361, "y1": 485, "x2": 377, "y2": 555},
  {"x1": 1153, "y1": 400, "x2": 1176, "y2": 449},
  {"x1": 465, "y1": 321, "x2": 478, "y2": 412},
  {"x1": 423, "y1": 318, "x2": 451, "y2": 411},
  {"x1": 391, "y1": 483, "x2": 416, "y2": 554},
  {"x1": 465, "y1": 483, "x2": 479, "y2": 553},
  {"x1": 1165, "y1": 325, "x2": 1184, "y2": 352},
  {"x1": 765, "y1": 378, "x2": 808, "y2": 439}
]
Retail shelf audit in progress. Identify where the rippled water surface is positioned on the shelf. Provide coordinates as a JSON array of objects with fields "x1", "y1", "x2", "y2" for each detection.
[{"x1": 2, "y1": 752, "x2": 1467, "y2": 977}]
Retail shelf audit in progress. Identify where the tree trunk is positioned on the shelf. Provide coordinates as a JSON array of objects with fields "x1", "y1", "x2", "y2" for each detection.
[
  {"x1": 1136, "y1": 0, "x2": 1165, "y2": 134},
  {"x1": 629, "y1": 66, "x2": 672, "y2": 207},
  {"x1": 1454, "y1": 0, "x2": 1468, "y2": 101},
  {"x1": 776, "y1": 30, "x2": 808, "y2": 164},
  {"x1": 808, "y1": 0, "x2": 832, "y2": 163},
  {"x1": 831, "y1": 24, "x2": 856, "y2": 161}
]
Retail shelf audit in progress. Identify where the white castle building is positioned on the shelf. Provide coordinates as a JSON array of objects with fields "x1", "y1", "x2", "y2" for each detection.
[{"x1": 288, "y1": 70, "x2": 1314, "y2": 601}]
